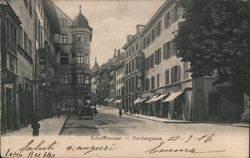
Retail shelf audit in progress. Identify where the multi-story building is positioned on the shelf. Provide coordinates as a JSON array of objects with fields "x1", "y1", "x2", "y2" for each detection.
[
  {"x1": 140, "y1": 0, "x2": 190, "y2": 119},
  {"x1": 122, "y1": 25, "x2": 145, "y2": 113},
  {"x1": 138, "y1": 0, "x2": 244, "y2": 121},
  {"x1": 96, "y1": 64, "x2": 110, "y2": 106},
  {"x1": 114, "y1": 61, "x2": 124, "y2": 109},
  {"x1": 1, "y1": 0, "x2": 60, "y2": 134},
  {"x1": 0, "y1": 0, "x2": 21, "y2": 133},
  {"x1": 34, "y1": 0, "x2": 60, "y2": 119},
  {"x1": 54, "y1": 5, "x2": 92, "y2": 113},
  {"x1": 91, "y1": 58, "x2": 99, "y2": 105}
]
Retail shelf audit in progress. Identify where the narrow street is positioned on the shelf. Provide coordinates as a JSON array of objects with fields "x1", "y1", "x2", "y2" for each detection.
[{"x1": 60, "y1": 107, "x2": 248, "y2": 137}]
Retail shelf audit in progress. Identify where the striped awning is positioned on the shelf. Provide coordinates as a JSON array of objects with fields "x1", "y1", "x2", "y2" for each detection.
[
  {"x1": 114, "y1": 99, "x2": 122, "y2": 104},
  {"x1": 162, "y1": 91, "x2": 183, "y2": 102},
  {"x1": 145, "y1": 95, "x2": 159, "y2": 104}
]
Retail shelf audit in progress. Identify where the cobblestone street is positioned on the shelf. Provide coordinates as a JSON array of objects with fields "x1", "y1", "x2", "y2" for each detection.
[{"x1": 60, "y1": 107, "x2": 249, "y2": 137}]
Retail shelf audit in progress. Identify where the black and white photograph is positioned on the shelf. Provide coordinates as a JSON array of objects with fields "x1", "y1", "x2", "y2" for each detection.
[{"x1": 0, "y1": 0, "x2": 249, "y2": 157}]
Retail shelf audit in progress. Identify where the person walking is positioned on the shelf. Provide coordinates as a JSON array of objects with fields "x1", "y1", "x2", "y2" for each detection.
[
  {"x1": 119, "y1": 108, "x2": 122, "y2": 117},
  {"x1": 31, "y1": 115, "x2": 40, "y2": 136},
  {"x1": 57, "y1": 104, "x2": 61, "y2": 118}
]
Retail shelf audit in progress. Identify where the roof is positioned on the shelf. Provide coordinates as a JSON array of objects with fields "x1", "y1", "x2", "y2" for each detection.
[{"x1": 71, "y1": 6, "x2": 92, "y2": 30}]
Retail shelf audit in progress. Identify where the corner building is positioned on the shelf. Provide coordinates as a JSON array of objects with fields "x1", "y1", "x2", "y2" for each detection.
[{"x1": 55, "y1": 6, "x2": 92, "y2": 113}]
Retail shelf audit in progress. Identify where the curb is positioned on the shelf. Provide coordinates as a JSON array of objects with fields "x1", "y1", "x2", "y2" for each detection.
[
  {"x1": 58, "y1": 115, "x2": 70, "y2": 135},
  {"x1": 126, "y1": 114, "x2": 241, "y2": 124}
]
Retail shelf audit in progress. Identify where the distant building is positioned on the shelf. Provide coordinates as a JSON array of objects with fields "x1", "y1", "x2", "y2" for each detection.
[
  {"x1": 54, "y1": 5, "x2": 93, "y2": 112},
  {"x1": 91, "y1": 57, "x2": 99, "y2": 105}
]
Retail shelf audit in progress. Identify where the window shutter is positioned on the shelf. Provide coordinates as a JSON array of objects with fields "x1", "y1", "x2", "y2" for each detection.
[
  {"x1": 165, "y1": 70, "x2": 169, "y2": 84},
  {"x1": 171, "y1": 67, "x2": 175, "y2": 83},
  {"x1": 177, "y1": 65, "x2": 181, "y2": 82}
]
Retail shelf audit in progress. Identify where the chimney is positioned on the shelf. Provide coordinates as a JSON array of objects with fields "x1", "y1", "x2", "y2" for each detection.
[
  {"x1": 127, "y1": 35, "x2": 134, "y2": 42},
  {"x1": 136, "y1": 25, "x2": 145, "y2": 34}
]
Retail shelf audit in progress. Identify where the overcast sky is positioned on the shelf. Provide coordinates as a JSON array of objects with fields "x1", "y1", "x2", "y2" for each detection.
[{"x1": 54, "y1": 0, "x2": 165, "y2": 67}]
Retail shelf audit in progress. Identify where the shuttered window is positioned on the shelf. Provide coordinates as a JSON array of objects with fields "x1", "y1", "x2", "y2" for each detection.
[
  {"x1": 171, "y1": 65, "x2": 180, "y2": 83},
  {"x1": 165, "y1": 69, "x2": 169, "y2": 85}
]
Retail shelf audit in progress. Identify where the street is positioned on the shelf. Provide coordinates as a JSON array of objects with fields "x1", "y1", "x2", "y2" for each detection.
[{"x1": 60, "y1": 107, "x2": 249, "y2": 137}]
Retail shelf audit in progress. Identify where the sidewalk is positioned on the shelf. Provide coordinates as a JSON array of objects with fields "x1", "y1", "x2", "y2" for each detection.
[
  {"x1": 126, "y1": 113, "x2": 250, "y2": 127},
  {"x1": 3, "y1": 115, "x2": 68, "y2": 136}
]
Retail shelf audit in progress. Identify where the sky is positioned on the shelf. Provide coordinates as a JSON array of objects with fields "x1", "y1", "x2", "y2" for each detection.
[{"x1": 54, "y1": 0, "x2": 165, "y2": 67}]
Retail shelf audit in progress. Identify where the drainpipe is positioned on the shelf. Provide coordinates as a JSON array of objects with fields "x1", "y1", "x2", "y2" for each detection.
[{"x1": 190, "y1": 79, "x2": 194, "y2": 121}]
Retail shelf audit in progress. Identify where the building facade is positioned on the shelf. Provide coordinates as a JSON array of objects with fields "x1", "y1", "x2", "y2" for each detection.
[
  {"x1": 34, "y1": 0, "x2": 60, "y2": 119},
  {"x1": 1, "y1": 0, "x2": 60, "y2": 134},
  {"x1": 0, "y1": 0, "x2": 21, "y2": 133},
  {"x1": 54, "y1": 6, "x2": 92, "y2": 113},
  {"x1": 122, "y1": 0, "x2": 244, "y2": 121},
  {"x1": 122, "y1": 25, "x2": 145, "y2": 113}
]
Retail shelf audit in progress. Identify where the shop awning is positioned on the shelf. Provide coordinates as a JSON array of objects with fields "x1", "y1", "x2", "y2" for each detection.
[
  {"x1": 152, "y1": 94, "x2": 168, "y2": 102},
  {"x1": 139, "y1": 97, "x2": 149, "y2": 103},
  {"x1": 114, "y1": 99, "x2": 122, "y2": 104},
  {"x1": 134, "y1": 98, "x2": 141, "y2": 104},
  {"x1": 146, "y1": 95, "x2": 159, "y2": 104},
  {"x1": 162, "y1": 91, "x2": 183, "y2": 102},
  {"x1": 104, "y1": 98, "x2": 110, "y2": 102},
  {"x1": 108, "y1": 98, "x2": 114, "y2": 102}
]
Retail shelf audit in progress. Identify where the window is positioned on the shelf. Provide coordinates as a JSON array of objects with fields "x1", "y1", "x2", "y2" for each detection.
[
  {"x1": 144, "y1": 78, "x2": 150, "y2": 91},
  {"x1": 77, "y1": 74, "x2": 84, "y2": 84},
  {"x1": 60, "y1": 75, "x2": 69, "y2": 84},
  {"x1": 171, "y1": 65, "x2": 181, "y2": 83},
  {"x1": 143, "y1": 38, "x2": 146, "y2": 49},
  {"x1": 183, "y1": 62, "x2": 189, "y2": 79},
  {"x1": 125, "y1": 64, "x2": 128, "y2": 75},
  {"x1": 165, "y1": 69, "x2": 169, "y2": 85},
  {"x1": 173, "y1": 5, "x2": 179, "y2": 22},
  {"x1": 129, "y1": 61, "x2": 131, "y2": 73},
  {"x1": 59, "y1": 34, "x2": 67, "y2": 44},
  {"x1": 29, "y1": 40, "x2": 32, "y2": 56},
  {"x1": 157, "y1": 74, "x2": 160, "y2": 88},
  {"x1": 84, "y1": 54, "x2": 89, "y2": 65},
  {"x1": 129, "y1": 78, "x2": 131, "y2": 93},
  {"x1": 24, "y1": 32, "x2": 28, "y2": 52},
  {"x1": 155, "y1": 48, "x2": 162, "y2": 65},
  {"x1": 60, "y1": 53, "x2": 69, "y2": 64},
  {"x1": 156, "y1": 20, "x2": 162, "y2": 37},
  {"x1": 39, "y1": 57, "x2": 46, "y2": 73},
  {"x1": 150, "y1": 54, "x2": 154, "y2": 68},
  {"x1": 131, "y1": 77, "x2": 134, "y2": 92},
  {"x1": 29, "y1": 0, "x2": 32, "y2": 16},
  {"x1": 151, "y1": 28, "x2": 155, "y2": 42},
  {"x1": 126, "y1": 79, "x2": 128, "y2": 94},
  {"x1": 136, "y1": 43, "x2": 139, "y2": 51},
  {"x1": 163, "y1": 42, "x2": 170, "y2": 59},
  {"x1": 9, "y1": 57, "x2": 15, "y2": 72},
  {"x1": 170, "y1": 41, "x2": 177, "y2": 56},
  {"x1": 77, "y1": 53, "x2": 84, "y2": 64},
  {"x1": 14, "y1": 28, "x2": 17, "y2": 51},
  {"x1": 59, "y1": 19, "x2": 67, "y2": 27},
  {"x1": 132, "y1": 59, "x2": 135, "y2": 71},
  {"x1": 164, "y1": 12, "x2": 170, "y2": 28},
  {"x1": 151, "y1": 76, "x2": 155, "y2": 90},
  {"x1": 24, "y1": 0, "x2": 28, "y2": 9}
]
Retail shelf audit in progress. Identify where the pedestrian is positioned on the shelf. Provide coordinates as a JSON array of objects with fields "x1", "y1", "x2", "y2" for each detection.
[
  {"x1": 57, "y1": 104, "x2": 61, "y2": 118},
  {"x1": 119, "y1": 108, "x2": 122, "y2": 117},
  {"x1": 31, "y1": 114, "x2": 40, "y2": 136}
]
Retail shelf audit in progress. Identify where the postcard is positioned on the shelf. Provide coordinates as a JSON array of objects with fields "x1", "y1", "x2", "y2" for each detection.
[{"x1": 0, "y1": 0, "x2": 249, "y2": 157}]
